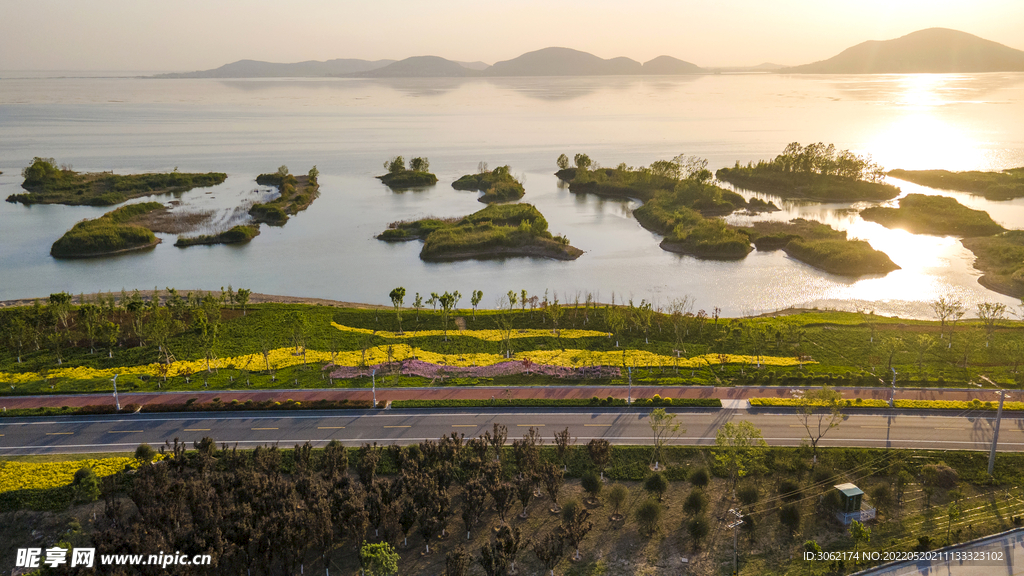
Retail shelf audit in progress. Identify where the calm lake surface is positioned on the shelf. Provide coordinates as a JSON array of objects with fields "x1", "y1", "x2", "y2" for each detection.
[{"x1": 1, "y1": 73, "x2": 1023, "y2": 317}]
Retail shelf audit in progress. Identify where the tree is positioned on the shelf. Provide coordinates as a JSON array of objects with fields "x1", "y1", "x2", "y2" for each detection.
[
  {"x1": 607, "y1": 484, "x2": 628, "y2": 519},
  {"x1": 798, "y1": 386, "x2": 846, "y2": 467},
  {"x1": 947, "y1": 501, "x2": 962, "y2": 542},
  {"x1": 410, "y1": 157, "x2": 430, "y2": 172},
  {"x1": 635, "y1": 500, "x2": 662, "y2": 536},
  {"x1": 445, "y1": 546, "x2": 471, "y2": 576},
  {"x1": 461, "y1": 478, "x2": 487, "y2": 539},
  {"x1": 556, "y1": 154, "x2": 570, "y2": 170},
  {"x1": 687, "y1": 515, "x2": 710, "y2": 548},
  {"x1": 849, "y1": 520, "x2": 871, "y2": 557},
  {"x1": 586, "y1": 439, "x2": 611, "y2": 479},
  {"x1": 643, "y1": 472, "x2": 668, "y2": 501},
  {"x1": 477, "y1": 541, "x2": 508, "y2": 576},
  {"x1": 581, "y1": 471, "x2": 602, "y2": 503},
  {"x1": 683, "y1": 490, "x2": 708, "y2": 515},
  {"x1": 689, "y1": 467, "x2": 710, "y2": 489},
  {"x1": 470, "y1": 289, "x2": 483, "y2": 317},
  {"x1": 496, "y1": 525, "x2": 529, "y2": 574},
  {"x1": 931, "y1": 297, "x2": 965, "y2": 341},
  {"x1": 360, "y1": 541, "x2": 399, "y2": 576},
  {"x1": 541, "y1": 461, "x2": 564, "y2": 510},
  {"x1": 100, "y1": 320, "x2": 119, "y2": 359},
  {"x1": 516, "y1": 472, "x2": 537, "y2": 517},
  {"x1": 713, "y1": 420, "x2": 768, "y2": 495},
  {"x1": 276, "y1": 165, "x2": 289, "y2": 177},
  {"x1": 385, "y1": 156, "x2": 405, "y2": 174},
  {"x1": 236, "y1": 288, "x2": 251, "y2": 316},
  {"x1": 977, "y1": 302, "x2": 1006, "y2": 346},
  {"x1": 573, "y1": 153, "x2": 592, "y2": 171},
  {"x1": 532, "y1": 530, "x2": 566, "y2": 576},
  {"x1": 553, "y1": 427, "x2": 576, "y2": 471},
  {"x1": 490, "y1": 481, "x2": 515, "y2": 529},
  {"x1": 649, "y1": 408, "x2": 683, "y2": 470},
  {"x1": 389, "y1": 287, "x2": 406, "y2": 333},
  {"x1": 560, "y1": 501, "x2": 592, "y2": 561},
  {"x1": 486, "y1": 423, "x2": 508, "y2": 462},
  {"x1": 438, "y1": 291, "x2": 459, "y2": 340}
]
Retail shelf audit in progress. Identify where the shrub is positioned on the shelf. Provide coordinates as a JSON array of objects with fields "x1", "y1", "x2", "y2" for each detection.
[
  {"x1": 779, "y1": 504, "x2": 801, "y2": 533},
  {"x1": 779, "y1": 479, "x2": 801, "y2": 501},
  {"x1": 737, "y1": 484, "x2": 759, "y2": 506},
  {"x1": 687, "y1": 515, "x2": 710, "y2": 545},
  {"x1": 683, "y1": 490, "x2": 708, "y2": 515},
  {"x1": 607, "y1": 484, "x2": 628, "y2": 516},
  {"x1": 920, "y1": 463, "x2": 959, "y2": 489},
  {"x1": 134, "y1": 443, "x2": 156, "y2": 464},
  {"x1": 690, "y1": 467, "x2": 710, "y2": 489},
  {"x1": 644, "y1": 472, "x2": 668, "y2": 500},
  {"x1": 72, "y1": 468, "x2": 100, "y2": 504},
  {"x1": 635, "y1": 500, "x2": 662, "y2": 535},
  {"x1": 581, "y1": 471, "x2": 602, "y2": 501}
]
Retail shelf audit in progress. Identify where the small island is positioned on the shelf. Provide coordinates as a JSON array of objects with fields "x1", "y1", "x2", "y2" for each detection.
[
  {"x1": 377, "y1": 156, "x2": 438, "y2": 189},
  {"x1": 962, "y1": 231, "x2": 1024, "y2": 297},
  {"x1": 715, "y1": 143, "x2": 900, "y2": 202},
  {"x1": 742, "y1": 219, "x2": 900, "y2": 276},
  {"x1": 248, "y1": 165, "x2": 321, "y2": 225},
  {"x1": 888, "y1": 167, "x2": 1024, "y2": 200},
  {"x1": 7, "y1": 157, "x2": 226, "y2": 206},
  {"x1": 452, "y1": 164, "x2": 525, "y2": 203},
  {"x1": 174, "y1": 225, "x2": 260, "y2": 247},
  {"x1": 50, "y1": 202, "x2": 165, "y2": 258},
  {"x1": 378, "y1": 203, "x2": 582, "y2": 261},
  {"x1": 860, "y1": 194, "x2": 1005, "y2": 237},
  {"x1": 659, "y1": 207, "x2": 753, "y2": 259}
]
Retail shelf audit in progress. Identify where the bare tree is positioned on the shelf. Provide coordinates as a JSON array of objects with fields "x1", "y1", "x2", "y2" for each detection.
[{"x1": 798, "y1": 386, "x2": 846, "y2": 467}]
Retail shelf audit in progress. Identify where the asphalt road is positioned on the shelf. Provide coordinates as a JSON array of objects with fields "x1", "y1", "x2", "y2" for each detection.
[{"x1": 2, "y1": 407, "x2": 1024, "y2": 455}]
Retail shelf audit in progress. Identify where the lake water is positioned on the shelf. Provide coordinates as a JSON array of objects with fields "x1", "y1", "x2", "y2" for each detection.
[{"x1": 1, "y1": 73, "x2": 1023, "y2": 318}]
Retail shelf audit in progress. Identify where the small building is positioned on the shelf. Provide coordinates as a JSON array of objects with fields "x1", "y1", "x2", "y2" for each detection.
[{"x1": 834, "y1": 483, "x2": 876, "y2": 525}]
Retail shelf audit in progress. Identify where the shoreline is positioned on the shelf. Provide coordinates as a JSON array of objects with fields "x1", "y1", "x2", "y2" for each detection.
[{"x1": 50, "y1": 238, "x2": 162, "y2": 260}]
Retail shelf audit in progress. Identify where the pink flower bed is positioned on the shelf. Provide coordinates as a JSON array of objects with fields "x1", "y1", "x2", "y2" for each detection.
[{"x1": 326, "y1": 359, "x2": 620, "y2": 380}]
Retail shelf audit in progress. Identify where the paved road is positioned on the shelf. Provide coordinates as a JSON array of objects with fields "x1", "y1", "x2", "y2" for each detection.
[
  {"x1": 2, "y1": 407, "x2": 1024, "y2": 455},
  {"x1": 854, "y1": 528, "x2": 1024, "y2": 575}
]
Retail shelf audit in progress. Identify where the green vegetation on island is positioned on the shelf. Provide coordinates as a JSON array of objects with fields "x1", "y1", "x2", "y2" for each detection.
[
  {"x1": 962, "y1": 231, "x2": 1024, "y2": 298},
  {"x1": 861, "y1": 194, "x2": 1005, "y2": 237},
  {"x1": 380, "y1": 203, "x2": 582, "y2": 261},
  {"x1": 452, "y1": 164, "x2": 526, "y2": 203},
  {"x1": 377, "y1": 156, "x2": 438, "y2": 189},
  {"x1": 888, "y1": 167, "x2": 1024, "y2": 200},
  {"x1": 716, "y1": 142, "x2": 899, "y2": 201},
  {"x1": 659, "y1": 207, "x2": 753, "y2": 260},
  {"x1": 744, "y1": 219, "x2": 900, "y2": 276},
  {"x1": 248, "y1": 165, "x2": 321, "y2": 226},
  {"x1": 50, "y1": 202, "x2": 164, "y2": 258},
  {"x1": 6, "y1": 157, "x2": 226, "y2": 206},
  {"x1": 173, "y1": 225, "x2": 260, "y2": 247}
]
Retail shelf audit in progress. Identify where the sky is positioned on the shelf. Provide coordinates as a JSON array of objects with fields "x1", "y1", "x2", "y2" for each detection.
[{"x1": 1, "y1": 0, "x2": 1023, "y2": 71}]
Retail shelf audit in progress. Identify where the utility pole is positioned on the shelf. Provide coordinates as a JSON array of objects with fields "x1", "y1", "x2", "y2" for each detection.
[
  {"x1": 371, "y1": 369, "x2": 377, "y2": 408},
  {"x1": 627, "y1": 366, "x2": 632, "y2": 404},
  {"x1": 889, "y1": 368, "x2": 897, "y2": 408},
  {"x1": 111, "y1": 374, "x2": 120, "y2": 411},
  {"x1": 988, "y1": 390, "x2": 1005, "y2": 475},
  {"x1": 728, "y1": 508, "x2": 744, "y2": 575}
]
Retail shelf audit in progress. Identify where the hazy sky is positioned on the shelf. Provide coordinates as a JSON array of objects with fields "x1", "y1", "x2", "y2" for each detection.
[{"x1": 2, "y1": 0, "x2": 1023, "y2": 71}]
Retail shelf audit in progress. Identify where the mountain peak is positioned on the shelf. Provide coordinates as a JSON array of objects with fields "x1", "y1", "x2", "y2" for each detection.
[{"x1": 780, "y1": 28, "x2": 1024, "y2": 74}]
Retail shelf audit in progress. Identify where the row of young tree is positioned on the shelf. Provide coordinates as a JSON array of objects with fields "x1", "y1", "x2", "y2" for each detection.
[{"x1": 0, "y1": 288, "x2": 250, "y2": 376}]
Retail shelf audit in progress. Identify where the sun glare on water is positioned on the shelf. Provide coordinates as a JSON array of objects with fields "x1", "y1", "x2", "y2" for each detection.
[{"x1": 865, "y1": 75, "x2": 988, "y2": 171}]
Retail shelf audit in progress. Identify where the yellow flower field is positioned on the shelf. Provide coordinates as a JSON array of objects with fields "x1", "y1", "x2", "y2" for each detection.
[
  {"x1": 0, "y1": 456, "x2": 160, "y2": 493},
  {"x1": 0, "y1": 344, "x2": 808, "y2": 384},
  {"x1": 331, "y1": 322, "x2": 610, "y2": 341}
]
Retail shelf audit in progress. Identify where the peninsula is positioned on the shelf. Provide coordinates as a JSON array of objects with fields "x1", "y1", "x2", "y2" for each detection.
[
  {"x1": 888, "y1": 167, "x2": 1024, "y2": 200},
  {"x1": 452, "y1": 165, "x2": 525, "y2": 203},
  {"x1": 716, "y1": 143, "x2": 900, "y2": 202},
  {"x1": 962, "y1": 232, "x2": 1024, "y2": 298},
  {"x1": 378, "y1": 203, "x2": 582, "y2": 261},
  {"x1": 377, "y1": 156, "x2": 438, "y2": 190},
  {"x1": 860, "y1": 194, "x2": 1005, "y2": 237},
  {"x1": 7, "y1": 157, "x2": 225, "y2": 206}
]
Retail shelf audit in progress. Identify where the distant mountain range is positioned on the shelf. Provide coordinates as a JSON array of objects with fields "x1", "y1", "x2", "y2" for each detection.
[
  {"x1": 156, "y1": 29, "x2": 1024, "y2": 79},
  {"x1": 780, "y1": 28, "x2": 1024, "y2": 73}
]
